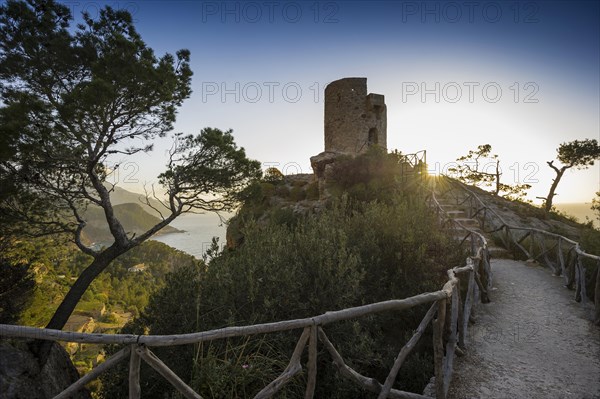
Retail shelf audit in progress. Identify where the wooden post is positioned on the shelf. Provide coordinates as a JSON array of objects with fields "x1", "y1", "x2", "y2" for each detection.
[
  {"x1": 514, "y1": 232, "x2": 532, "y2": 260},
  {"x1": 136, "y1": 346, "x2": 203, "y2": 399},
  {"x1": 595, "y1": 261, "x2": 600, "y2": 325},
  {"x1": 498, "y1": 225, "x2": 508, "y2": 248},
  {"x1": 304, "y1": 326, "x2": 318, "y2": 399},
  {"x1": 443, "y1": 288, "x2": 459, "y2": 397},
  {"x1": 557, "y1": 238, "x2": 565, "y2": 278},
  {"x1": 529, "y1": 231, "x2": 535, "y2": 260},
  {"x1": 575, "y1": 254, "x2": 582, "y2": 302},
  {"x1": 566, "y1": 248, "x2": 576, "y2": 288},
  {"x1": 578, "y1": 256, "x2": 588, "y2": 305},
  {"x1": 377, "y1": 303, "x2": 437, "y2": 399},
  {"x1": 539, "y1": 236, "x2": 556, "y2": 273},
  {"x1": 254, "y1": 327, "x2": 310, "y2": 399},
  {"x1": 472, "y1": 282, "x2": 479, "y2": 318},
  {"x1": 483, "y1": 251, "x2": 493, "y2": 291},
  {"x1": 473, "y1": 266, "x2": 490, "y2": 303},
  {"x1": 456, "y1": 278, "x2": 465, "y2": 350},
  {"x1": 433, "y1": 298, "x2": 447, "y2": 399},
  {"x1": 317, "y1": 328, "x2": 430, "y2": 399},
  {"x1": 53, "y1": 346, "x2": 131, "y2": 399},
  {"x1": 462, "y1": 269, "x2": 475, "y2": 346},
  {"x1": 129, "y1": 344, "x2": 141, "y2": 399}
]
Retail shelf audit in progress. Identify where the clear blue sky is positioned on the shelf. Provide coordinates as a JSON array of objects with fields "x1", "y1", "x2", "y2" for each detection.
[{"x1": 78, "y1": 0, "x2": 600, "y2": 203}]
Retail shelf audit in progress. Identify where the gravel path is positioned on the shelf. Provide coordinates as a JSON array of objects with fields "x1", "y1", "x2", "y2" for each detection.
[{"x1": 447, "y1": 259, "x2": 600, "y2": 399}]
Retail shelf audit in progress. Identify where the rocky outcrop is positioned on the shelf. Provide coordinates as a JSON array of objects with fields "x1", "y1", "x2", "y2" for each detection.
[{"x1": 0, "y1": 340, "x2": 91, "y2": 399}]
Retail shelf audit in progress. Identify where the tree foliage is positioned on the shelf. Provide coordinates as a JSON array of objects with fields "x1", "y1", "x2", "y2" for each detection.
[
  {"x1": 0, "y1": 240, "x2": 35, "y2": 324},
  {"x1": 448, "y1": 144, "x2": 530, "y2": 200},
  {"x1": 543, "y1": 139, "x2": 600, "y2": 212},
  {"x1": 0, "y1": 0, "x2": 260, "y2": 335},
  {"x1": 262, "y1": 167, "x2": 284, "y2": 183},
  {"x1": 592, "y1": 192, "x2": 600, "y2": 225}
]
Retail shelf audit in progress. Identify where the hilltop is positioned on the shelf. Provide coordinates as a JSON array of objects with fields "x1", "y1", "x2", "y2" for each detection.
[
  {"x1": 103, "y1": 185, "x2": 171, "y2": 217},
  {"x1": 82, "y1": 202, "x2": 182, "y2": 245}
]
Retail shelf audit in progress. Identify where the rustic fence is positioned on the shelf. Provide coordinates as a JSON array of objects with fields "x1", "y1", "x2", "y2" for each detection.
[
  {"x1": 0, "y1": 176, "x2": 493, "y2": 399},
  {"x1": 399, "y1": 150, "x2": 427, "y2": 181},
  {"x1": 0, "y1": 268, "x2": 481, "y2": 399},
  {"x1": 442, "y1": 177, "x2": 600, "y2": 325}
]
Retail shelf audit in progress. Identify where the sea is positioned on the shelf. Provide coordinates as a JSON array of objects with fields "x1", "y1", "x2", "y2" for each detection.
[
  {"x1": 554, "y1": 203, "x2": 597, "y2": 226},
  {"x1": 151, "y1": 212, "x2": 230, "y2": 259}
]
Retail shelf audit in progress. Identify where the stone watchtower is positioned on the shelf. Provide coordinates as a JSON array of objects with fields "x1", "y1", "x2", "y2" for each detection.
[
  {"x1": 324, "y1": 77, "x2": 387, "y2": 153},
  {"x1": 311, "y1": 78, "x2": 387, "y2": 182}
]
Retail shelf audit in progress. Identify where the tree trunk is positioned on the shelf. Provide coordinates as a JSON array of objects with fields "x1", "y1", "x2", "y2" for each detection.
[
  {"x1": 494, "y1": 160, "x2": 500, "y2": 195},
  {"x1": 46, "y1": 244, "x2": 126, "y2": 330},
  {"x1": 545, "y1": 167, "x2": 567, "y2": 212},
  {"x1": 35, "y1": 244, "x2": 128, "y2": 365}
]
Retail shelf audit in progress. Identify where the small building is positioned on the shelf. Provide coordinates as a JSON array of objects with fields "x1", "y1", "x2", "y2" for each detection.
[{"x1": 127, "y1": 263, "x2": 147, "y2": 273}]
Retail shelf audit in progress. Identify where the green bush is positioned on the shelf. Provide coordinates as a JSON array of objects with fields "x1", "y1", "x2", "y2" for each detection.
[
  {"x1": 259, "y1": 182, "x2": 275, "y2": 199},
  {"x1": 103, "y1": 195, "x2": 464, "y2": 398},
  {"x1": 327, "y1": 146, "x2": 405, "y2": 203},
  {"x1": 270, "y1": 207, "x2": 297, "y2": 228},
  {"x1": 305, "y1": 181, "x2": 319, "y2": 200},
  {"x1": 291, "y1": 179, "x2": 307, "y2": 188},
  {"x1": 100, "y1": 312, "x2": 119, "y2": 324},
  {"x1": 275, "y1": 184, "x2": 290, "y2": 198},
  {"x1": 289, "y1": 186, "x2": 306, "y2": 202},
  {"x1": 263, "y1": 167, "x2": 284, "y2": 183}
]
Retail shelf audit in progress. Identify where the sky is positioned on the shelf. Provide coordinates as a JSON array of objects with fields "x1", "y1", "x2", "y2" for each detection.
[{"x1": 76, "y1": 0, "x2": 600, "y2": 204}]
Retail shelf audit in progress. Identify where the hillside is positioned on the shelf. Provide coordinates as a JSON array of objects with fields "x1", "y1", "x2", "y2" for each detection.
[
  {"x1": 104, "y1": 184, "x2": 171, "y2": 217},
  {"x1": 82, "y1": 202, "x2": 182, "y2": 244},
  {"x1": 7, "y1": 236, "x2": 201, "y2": 394},
  {"x1": 452, "y1": 180, "x2": 584, "y2": 240}
]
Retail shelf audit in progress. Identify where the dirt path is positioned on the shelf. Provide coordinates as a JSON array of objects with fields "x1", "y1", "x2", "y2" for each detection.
[{"x1": 448, "y1": 259, "x2": 600, "y2": 399}]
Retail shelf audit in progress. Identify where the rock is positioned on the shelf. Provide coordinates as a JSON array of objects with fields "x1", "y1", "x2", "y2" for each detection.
[
  {"x1": 0, "y1": 340, "x2": 91, "y2": 399},
  {"x1": 309, "y1": 151, "x2": 341, "y2": 180}
]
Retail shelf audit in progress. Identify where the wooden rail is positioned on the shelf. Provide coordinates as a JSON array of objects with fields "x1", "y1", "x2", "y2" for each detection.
[
  {"x1": 399, "y1": 150, "x2": 427, "y2": 181},
  {"x1": 0, "y1": 268, "x2": 478, "y2": 399},
  {"x1": 0, "y1": 175, "x2": 493, "y2": 399},
  {"x1": 428, "y1": 180, "x2": 492, "y2": 303},
  {"x1": 443, "y1": 177, "x2": 600, "y2": 325},
  {"x1": 0, "y1": 258, "x2": 490, "y2": 398}
]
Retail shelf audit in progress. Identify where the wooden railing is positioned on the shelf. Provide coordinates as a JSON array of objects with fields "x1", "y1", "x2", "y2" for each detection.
[
  {"x1": 428, "y1": 180, "x2": 492, "y2": 303},
  {"x1": 443, "y1": 177, "x2": 600, "y2": 325},
  {"x1": 0, "y1": 268, "x2": 480, "y2": 399},
  {"x1": 0, "y1": 176, "x2": 495, "y2": 399},
  {"x1": 0, "y1": 191, "x2": 492, "y2": 398},
  {"x1": 399, "y1": 150, "x2": 427, "y2": 181}
]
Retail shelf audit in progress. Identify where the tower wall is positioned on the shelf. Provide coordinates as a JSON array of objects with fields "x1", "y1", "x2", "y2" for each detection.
[{"x1": 324, "y1": 78, "x2": 387, "y2": 154}]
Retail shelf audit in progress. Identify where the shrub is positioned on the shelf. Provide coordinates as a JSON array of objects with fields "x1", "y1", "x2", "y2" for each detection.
[
  {"x1": 263, "y1": 167, "x2": 284, "y2": 183},
  {"x1": 270, "y1": 207, "x2": 297, "y2": 227},
  {"x1": 259, "y1": 182, "x2": 275, "y2": 199},
  {"x1": 275, "y1": 184, "x2": 290, "y2": 198},
  {"x1": 100, "y1": 312, "x2": 119, "y2": 324},
  {"x1": 289, "y1": 186, "x2": 306, "y2": 202},
  {"x1": 305, "y1": 181, "x2": 319, "y2": 200},
  {"x1": 327, "y1": 146, "x2": 404, "y2": 203},
  {"x1": 103, "y1": 195, "x2": 464, "y2": 398}
]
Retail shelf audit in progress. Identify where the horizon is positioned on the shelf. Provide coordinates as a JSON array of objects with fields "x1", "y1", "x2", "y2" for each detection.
[{"x1": 69, "y1": 0, "x2": 599, "y2": 204}]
